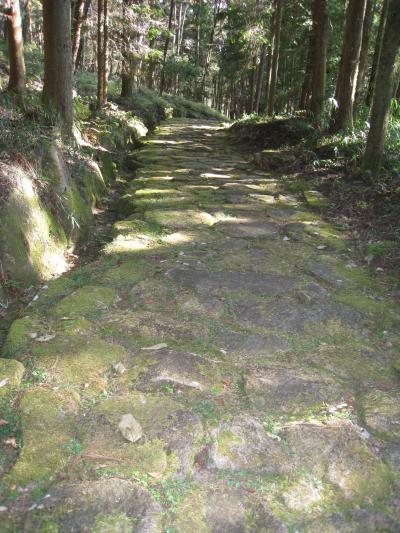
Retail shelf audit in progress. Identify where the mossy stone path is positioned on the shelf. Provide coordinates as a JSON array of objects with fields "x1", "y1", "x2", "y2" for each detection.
[{"x1": 1, "y1": 119, "x2": 400, "y2": 532}]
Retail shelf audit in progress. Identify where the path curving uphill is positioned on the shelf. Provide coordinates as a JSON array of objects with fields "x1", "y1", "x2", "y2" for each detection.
[{"x1": 1, "y1": 118, "x2": 399, "y2": 532}]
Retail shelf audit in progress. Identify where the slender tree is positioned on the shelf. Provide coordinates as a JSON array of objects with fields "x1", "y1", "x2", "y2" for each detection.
[
  {"x1": 6, "y1": 0, "x2": 25, "y2": 92},
  {"x1": 309, "y1": 0, "x2": 328, "y2": 124},
  {"x1": 355, "y1": 0, "x2": 375, "y2": 108},
  {"x1": 21, "y1": 0, "x2": 31, "y2": 43},
  {"x1": 330, "y1": 0, "x2": 367, "y2": 133},
  {"x1": 160, "y1": 0, "x2": 175, "y2": 95},
  {"x1": 42, "y1": 0, "x2": 73, "y2": 130},
  {"x1": 362, "y1": 0, "x2": 400, "y2": 176},
  {"x1": 97, "y1": 0, "x2": 109, "y2": 108},
  {"x1": 71, "y1": 0, "x2": 85, "y2": 72},
  {"x1": 366, "y1": 0, "x2": 389, "y2": 106},
  {"x1": 267, "y1": 0, "x2": 283, "y2": 116}
]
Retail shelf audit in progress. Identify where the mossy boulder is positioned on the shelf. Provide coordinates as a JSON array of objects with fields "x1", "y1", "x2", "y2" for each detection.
[
  {"x1": 0, "y1": 165, "x2": 68, "y2": 284},
  {"x1": 52, "y1": 286, "x2": 119, "y2": 318},
  {"x1": 3, "y1": 317, "x2": 39, "y2": 358},
  {"x1": 32, "y1": 336, "x2": 127, "y2": 389},
  {"x1": 0, "y1": 358, "x2": 25, "y2": 393},
  {"x1": 364, "y1": 389, "x2": 400, "y2": 441},
  {"x1": 3, "y1": 388, "x2": 79, "y2": 489}
]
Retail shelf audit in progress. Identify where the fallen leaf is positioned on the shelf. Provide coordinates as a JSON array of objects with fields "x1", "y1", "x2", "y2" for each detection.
[
  {"x1": 0, "y1": 419, "x2": 9, "y2": 426},
  {"x1": 4, "y1": 437, "x2": 18, "y2": 448}
]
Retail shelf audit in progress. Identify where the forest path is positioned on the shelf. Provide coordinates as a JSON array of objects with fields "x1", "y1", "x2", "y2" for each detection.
[{"x1": 2, "y1": 119, "x2": 400, "y2": 531}]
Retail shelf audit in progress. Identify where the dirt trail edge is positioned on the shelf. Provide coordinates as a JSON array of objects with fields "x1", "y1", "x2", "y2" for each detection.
[{"x1": 1, "y1": 118, "x2": 400, "y2": 532}]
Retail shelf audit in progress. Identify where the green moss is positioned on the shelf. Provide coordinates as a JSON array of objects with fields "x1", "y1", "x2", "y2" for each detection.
[
  {"x1": 215, "y1": 430, "x2": 242, "y2": 461},
  {"x1": 3, "y1": 317, "x2": 39, "y2": 358},
  {"x1": 94, "y1": 393, "x2": 180, "y2": 431},
  {"x1": 304, "y1": 190, "x2": 329, "y2": 208},
  {"x1": 0, "y1": 180, "x2": 68, "y2": 284},
  {"x1": 0, "y1": 358, "x2": 25, "y2": 392},
  {"x1": 3, "y1": 388, "x2": 78, "y2": 489},
  {"x1": 305, "y1": 223, "x2": 348, "y2": 251},
  {"x1": 93, "y1": 512, "x2": 134, "y2": 533},
  {"x1": 174, "y1": 491, "x2": 209, "y2": 533},
  {"x1": 32, "y1": 336, "x2": 127, "y2": 388},
  {"x1": 81, "y1": 163, "x2": 107, "y2": 209},
  {"x1": 39, "y1": 519, "x2": 60, "y2": 533},
  {"x1": 336, "y1": 292, "x2": 399, "y2": 328},
  {"x1": 52, "y1": 286, "x2": 119, "y2": 318}
]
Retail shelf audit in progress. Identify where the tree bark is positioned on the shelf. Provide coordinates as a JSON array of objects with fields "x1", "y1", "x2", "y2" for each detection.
[
  {"x1": 366, "y1": 0, "x2": 389, "y2": 106},
  {"x1": 71, "y1": 0, "x2": 85, "y2": 72},
  {"x1": 42, "y1": 0, "x2": 73, "y2": 131},
  {"x1": 254, "y1": 44, "x2": 267, "y2": 114},
  {"x1": 362, "y1": 0, "x2": 400, "y2": 176},
  {"x1": 299, "y1": 34, "x2": 313, "y2": 110},
  {"x1": 267, "y1": 0, "x2": 283, "y2": 116},
  {"x1": 354, "y1": 0, "x2": 374, "y2": 109},
  {"x1": 330, "y1": 0, "x2": 367, "y2": 133},
  {"x1": 160, "y1": 0, "x2": 175, "y2": 95},
  {"x1": 309, "y1": 0, "x2": 328, "y2": 124},
  {"x1": 6, "y1": 0, "x2": 25, "y2": 92},
  {"x1": 199, "y1": 0, "x2": 221, "y2": 101},
  {"x1": 97, "y1": 0, "x2": 108, "y2": 108},
  {"x1": 22, "y1": 0, "x2": 31, "y2": 43}
]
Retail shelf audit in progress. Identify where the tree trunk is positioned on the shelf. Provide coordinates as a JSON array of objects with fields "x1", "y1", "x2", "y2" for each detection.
[
  {"x1": 366, "y1": 0, "x2": 389, "y2": 106},
  {"x1": 254, "y1": 44, "x2": 267, "y2": 114},
  {"x1": 362, "y1": 0, "x2": 400, "y2": 176},
  {"x1": 22, "y1": 0, "x2": 31, "y2": 43},
  {"x1": 97, "y1": 0, "x2": 108, "y2": 108},
  {"x1": 267, "y1": 0, "x2": 283, "y2": 116},
  {"x1": 74, "y1": 0, "x2": 91, "y2": 72},
  {"x1": 354, "y1": 0, "x2": 374, "y2": 109},
  {"x1": 309, "y1": 0, "x2": 328, "y2": 124},
  {"x1": 160, "y1": 0, "x2": 175, "y2": 95},
  {"x1": 299, "y1": 35, "x2": 313, "y2": 110},
  {"x1": 199, "y1": 0, "x2": 221, "y2": 101},
  {"x1": 6, "y1": 0, "x2": 25, "y2": 92},
  {"x1": 330, "y1": 0, "x2": 367, "y2": 133},
  {"x1": 42, "y1": 0, "x2": 73, "y2": 131},
  {"x1": 71, "y1": 0, "x2": 85, "y2": 71}
]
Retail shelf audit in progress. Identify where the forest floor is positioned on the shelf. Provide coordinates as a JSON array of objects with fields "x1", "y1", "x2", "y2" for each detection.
[{"x1": 1, "y1": 118, "x2": 400, "y2": 532}]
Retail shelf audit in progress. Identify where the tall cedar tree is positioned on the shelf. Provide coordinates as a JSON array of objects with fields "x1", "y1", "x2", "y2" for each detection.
[
  {"x1": 6, "y1": 0, "x2": 25, "y2": 92},
  {"x1": 159, "y1": 0, "x2": 175, "y2": 95},
  {"x1": 355, "y1": 0, "x2": 375, "y2": 108},
  {"x1": 71, "y1": 0, "x2": 86, "y2": 72},
  {"x1": 97, "y1": 0, "x2": 108, "y2": 107},
  {"x1": 366, "y1": 0, "x2": 389, "y2": 106},
  {"x1": 42, "y1": 0, "x2": 73, "y2": 131},
  {"x1": 309, "y1": 0, "x2": 328, "y2": 124},
  {"x1": 267, "y1": 0, "x2": 283, "y2": 115},
  {"x1": 362, "y1": 0, "x2": 400, "y2": 175},
  {"x1": 330, "y1": 0, "x2": 367, "y2": 133}
]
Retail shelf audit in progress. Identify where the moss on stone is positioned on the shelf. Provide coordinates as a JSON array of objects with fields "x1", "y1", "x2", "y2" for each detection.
[
  {"x1": 32, "y1": 336, "x2": 127, "y2": 389},
  {"x1": 3, "y1": 317, "x2": 39, "y2": 358},
  {"x1": 174, "y1": 491, "x2": 209, "y2": 533},
  {"x1": 93, "y1": 512, "x2": 134, "y2": 533},
  {"x1": 52, "y1": 286, "x2": 119, "y2": 318},
  {"x1": 3, "y1": 388, "x2": 78, "y2": 489},
  {"x1": 0, "y1": 358, "x2": 25, "y2": 393}
]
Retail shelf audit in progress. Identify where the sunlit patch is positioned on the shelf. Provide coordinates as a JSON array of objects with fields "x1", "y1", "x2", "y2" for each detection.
[
  {"x1": 248, "y1": 193, "x2": 276, "y2": 204},
  {"x1": 134, "y1": 188, "x2": 183, "y2": 196},
  {"x1": 104, "y1": 235, "x2": 156, "y2": 253},
  {"x1": 200, "y1": 173, "x2": 233, "y2": 179},
  {"x1": 162, "y1": 232, "x2": 194, "y2": 245}
]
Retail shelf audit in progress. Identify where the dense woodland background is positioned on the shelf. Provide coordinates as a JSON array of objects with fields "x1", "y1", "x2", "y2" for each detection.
[{"x1": 1, "y1": 0, "x2": 400, "y2": 279}]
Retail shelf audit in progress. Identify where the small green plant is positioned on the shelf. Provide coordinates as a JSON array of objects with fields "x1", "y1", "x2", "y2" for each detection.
[{"x1": 63, "y1": 438, "x2": 83, "y2": 456}]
